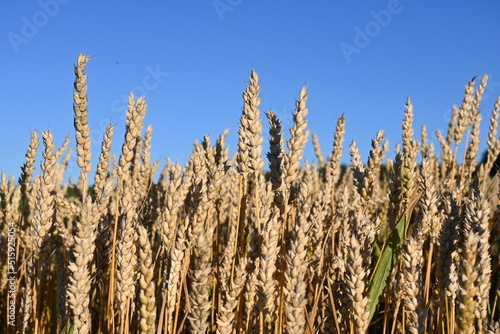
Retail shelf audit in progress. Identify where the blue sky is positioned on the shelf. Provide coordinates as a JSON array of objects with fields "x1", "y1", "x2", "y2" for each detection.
[{"x1": 1, "y1": 1, "x2": 500, "y2": 181}]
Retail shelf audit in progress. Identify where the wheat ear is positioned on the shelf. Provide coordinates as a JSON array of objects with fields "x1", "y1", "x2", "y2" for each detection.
[
  {"x1": 67, "y1": 199, "x2": 96, "y2": 334},
  {"x1": 73, "y1": 53, "x2": 92, "y2": 199},
  {"x1": 137, "y1": 224, "x2": 156, "y2": 334},
  {"x1": 284, "y1": 180, "x2": 311, "y2": 334}
]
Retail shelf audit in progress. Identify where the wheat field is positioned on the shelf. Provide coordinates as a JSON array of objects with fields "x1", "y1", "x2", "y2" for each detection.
[{"x1": 1, "y1": 53, "x2": 500, "y2": 333}]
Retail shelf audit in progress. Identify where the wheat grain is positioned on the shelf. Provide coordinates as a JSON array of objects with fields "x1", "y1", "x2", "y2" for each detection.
[
  {"x1": 284, "y1": 179, "x2": 311, "y2": 334},
  {"x1": 312, "y1": 133, "x2": 325, "y2": 168},
  {"x1": 454, "y1": 78, "x2": 476, "y2": 145},
  {"x1": 483, "y1": 96, "x2": 500, "y2": 180},
  {"x1": 165, "y1": 221, "x2": 189, "y2": 334},
  {"x1": 137, "y1": 224, "x2": 156, "y2": 334},
  {"x1": 237, "y1": 70, "x2": 264, "y2": 175},
  {"x1": 266, "y1": 110, "x2": 285, "y2": 206},
  {"x1": 67, "y1": 199, "x2": 95, "y2": 334},
  {"x1": 73, "y1": 53, "x2": 92, "y2": 199},
  {"x1": 344, "y1": 233, "x2": 370, "y2": 333},
  {"x1": 402, "y1": 233, "x2": 426, "y2": 334},
  {"x1": 402, "y1": 97, "x2": 418, "y2": 202},
  {"x1": 284, "y1": 87, "x2": 309, "y2": 187}
]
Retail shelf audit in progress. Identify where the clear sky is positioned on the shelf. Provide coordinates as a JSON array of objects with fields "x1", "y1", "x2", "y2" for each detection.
[{"x1": 1, "y1": 1, "x2": 500, "y2": 181}]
